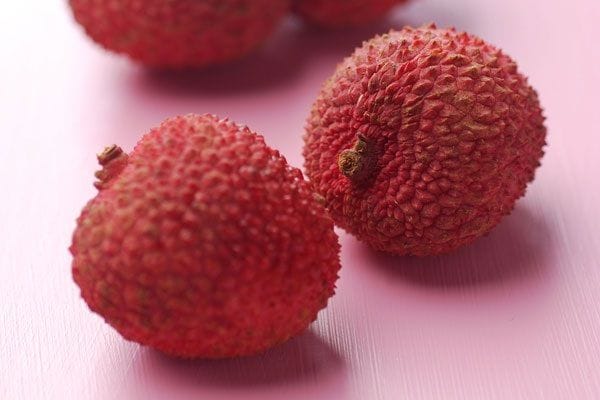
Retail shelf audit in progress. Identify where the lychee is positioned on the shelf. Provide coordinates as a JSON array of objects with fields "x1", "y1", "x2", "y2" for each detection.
[
  {"x1": 293, "y1": 0, "x2": 408, "y2": 28},
  {"x1": 68, "y1": 0, "x2": 290, "y2": 68},
  {"x1": 71, "y1": 114, "x2": 340, "y2": 358},
  {"x1": 303, "y1": 24, "x2": 547, "y2": 256}
]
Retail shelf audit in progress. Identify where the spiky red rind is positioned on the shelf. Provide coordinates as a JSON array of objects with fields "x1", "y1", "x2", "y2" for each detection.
[
  {"x1": 303, "y1": 25, "x2": 547, "y2": 256},
  {"x1": 293, "y1": 0, "x2": 408, "y2": 28},
  {"x1": 71, "y1": 114, "x2": 340, "y2": 358},
  {"x1": 69, "y1": 0, "x2": 290, "y2": 68}
]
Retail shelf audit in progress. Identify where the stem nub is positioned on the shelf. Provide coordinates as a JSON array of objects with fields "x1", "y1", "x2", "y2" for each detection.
[
  {"x1": 338, "y1": 135, "x2": 377, "y2": 185},
  {"x1": 94, "y1": 145, "x2": 128, "y2": 190},
  {"x1": 97, "y1": 144, "x2": 123, "y2": 165}
]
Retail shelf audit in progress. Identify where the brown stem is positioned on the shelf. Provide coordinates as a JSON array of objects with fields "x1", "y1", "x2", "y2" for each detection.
[
  {"x1": 97, "y1": 144, "x2": 122, "y2": 165},
  {"x1": 337, "y1": 135, "x2": 378, "y2": 185},
  {"x1": 94, "y1": 145, "x2": 129, "y2": 190}
]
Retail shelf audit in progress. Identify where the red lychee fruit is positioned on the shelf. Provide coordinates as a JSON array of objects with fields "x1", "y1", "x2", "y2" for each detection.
[
  {"x1": 303, "y1": 24, "x2": 547, "y2": 256},
  {"x1": 71, "y1": 114, "x2": 340, "y2": 358},
  {"x1": 293, "y1": 0, "x2": 408, "y2": 28},
  {"x1": 68, "y1": 0, "x2": 290, "y2": 68}
]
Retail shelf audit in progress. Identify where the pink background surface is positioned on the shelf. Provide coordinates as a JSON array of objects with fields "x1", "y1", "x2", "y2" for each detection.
[{"x1": 2, "y1": 1, "x2": 600, "y2": 399}]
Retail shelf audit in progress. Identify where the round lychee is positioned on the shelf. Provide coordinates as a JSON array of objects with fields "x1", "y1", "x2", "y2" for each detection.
[
  {"x1": 68, "y1": 0, "x2": 290, "y2": 68},
  {"x1": 303, "y1": 24, "x2": 547, "y2": 256},
  {"x1": 293, "y1": 0, "x2": 408, "y2": 28},
  {"x1": 71, "y1": 114, "x2": 340, "y2": 358}
]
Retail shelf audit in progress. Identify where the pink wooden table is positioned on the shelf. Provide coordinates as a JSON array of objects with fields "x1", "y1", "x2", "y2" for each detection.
[{"x1": 2, "y1": 1, "x2": 600, "y2": 399}]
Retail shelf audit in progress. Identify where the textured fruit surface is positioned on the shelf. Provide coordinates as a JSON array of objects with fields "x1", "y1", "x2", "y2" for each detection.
[
  {"x1": 303, "y1": 24, "x2": 546, "y2": 256},
  {"x1": 68, "y1": 0, "x2": 290, "y2": 68},
  {"x1": 71, "y1": 114, "x2": 340, "y2": 358},
  {"x1": 293, "y1": 0, "x2": 407, "y2": 28}
]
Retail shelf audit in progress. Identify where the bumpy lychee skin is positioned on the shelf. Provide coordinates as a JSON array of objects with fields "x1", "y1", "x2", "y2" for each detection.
[
  {"x1": 293, "y1": 0, "x2": 408, "y2": 28},
  {"x1": 303, "y1": 24, "x2": 546, "y2": 256},
  {"x1": 71, "y1": 114, "x2": 340, "y2": 358},
  {"x1": 68, "y1": 0, "x2": 290, "y2": 68}
]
